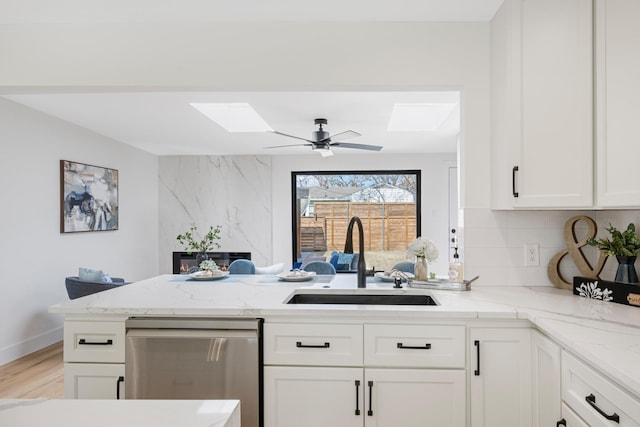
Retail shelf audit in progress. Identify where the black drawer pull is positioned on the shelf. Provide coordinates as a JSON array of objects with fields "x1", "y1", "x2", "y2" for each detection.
[
  {"x1": 296, "y1": 341, "x2": 330, "y2": 349},
  {"x1": 585, "y1": 394, "x2": 620, "y2": 423},
  {"x1": 354, "y1": 380, "x2": 361, "y2": 416},
  {"x1": 116, "y1": 376, "x2": 124, "y2": 400},
  {"x1": 367, "y1": 381, "x2": 373, "y2": 416},
  {"x1": 79, "y1": 338, "x2": 113, "y2": 346},
  {"x1": 397, "y1": 342, "x2": 431, "y2": 350},
  {"x1": 556, "y1": 419, "x2": 566, "y2": 426},
  {"x1": 512, "y1": 166, "x2": 519, "y2": 197},
  {"x1": 474, "y1": 340, "x2": 480, "y2": 376}
]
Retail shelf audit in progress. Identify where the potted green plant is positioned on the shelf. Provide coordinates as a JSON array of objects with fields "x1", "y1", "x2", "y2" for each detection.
[
  {"x1": 587, "y1": 223, "x2": 640, "y2": 284},
  {"x1": 176, "y1": 225, "x2": 222, "y2": 266}
]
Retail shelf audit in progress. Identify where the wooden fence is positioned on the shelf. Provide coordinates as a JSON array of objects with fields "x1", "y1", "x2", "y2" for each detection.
[{"x1": 299, "y1": 202, "x2": 416, "y2": 253}]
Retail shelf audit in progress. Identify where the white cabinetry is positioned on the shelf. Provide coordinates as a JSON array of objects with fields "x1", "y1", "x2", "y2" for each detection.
[
  {"x1": 595, "y1": 0, "x2": 640, "y2": 207},
  {"x1": 562, "y1": 351, "x2": 640, "y2": 426},
  {"x1": 491, "y1": 0, "x2": 593, "y2": 209},
  {"x1": 531, "y1": 330, "x2": 562, "y2": 426},
  {"x1": 263, "y1": 322, "x2": 466, "y2": 427},
  {"x1": 469, "y1": 327, "x2": 532, "y2": 427},
  {"x1": 63, "y1": 319, "x2": 126, "y2": 399}
]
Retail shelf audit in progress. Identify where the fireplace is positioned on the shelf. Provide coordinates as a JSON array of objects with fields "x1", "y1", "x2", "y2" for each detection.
[{"x1": 172, "y1": 252, "x2": 252, "y2": 274}]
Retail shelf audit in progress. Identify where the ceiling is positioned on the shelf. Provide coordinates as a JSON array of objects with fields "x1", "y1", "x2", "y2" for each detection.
[
  {"x1": 1, "y1": 1, "x2": 502, "y2": 156},
  {"x1": 0, "y1": 0, "x2": 504, "y2": 24}
]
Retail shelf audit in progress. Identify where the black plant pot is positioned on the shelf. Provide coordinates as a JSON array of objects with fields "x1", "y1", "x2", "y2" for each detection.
[{"x1": 615, "y1": 255, "x2": 639, "y2": 284}]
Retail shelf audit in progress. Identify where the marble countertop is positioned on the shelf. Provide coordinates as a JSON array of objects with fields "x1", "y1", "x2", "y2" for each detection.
[
  {"x1": 0, "y1": 399, "x2": 240, "y2": 427},
  {"x1": 49, "y1": 274, "x2": 640, "y2": 400}
]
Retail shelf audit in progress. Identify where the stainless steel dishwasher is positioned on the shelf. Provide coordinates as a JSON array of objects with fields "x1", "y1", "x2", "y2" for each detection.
[{"x1": 125, "y1": 317, "x2": 263, "y2": 427}]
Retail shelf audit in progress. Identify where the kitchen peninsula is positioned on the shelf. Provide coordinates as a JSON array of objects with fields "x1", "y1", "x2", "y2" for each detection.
[{"x1": 50, "y1": 274, "x2": 640, "y2": 426}]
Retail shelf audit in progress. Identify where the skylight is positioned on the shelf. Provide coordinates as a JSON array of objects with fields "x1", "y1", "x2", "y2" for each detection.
[
  {"x1": 190, "y1": 103, "x2": 273, "y2": 132},
  {"x1": 387, "y1": 103, "x2": 456, "y2": 132}
]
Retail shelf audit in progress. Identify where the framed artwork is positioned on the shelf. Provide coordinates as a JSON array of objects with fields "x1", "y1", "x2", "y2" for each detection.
[{"x1": 60, "y1": 160, "x2": 119, "y2": 233}]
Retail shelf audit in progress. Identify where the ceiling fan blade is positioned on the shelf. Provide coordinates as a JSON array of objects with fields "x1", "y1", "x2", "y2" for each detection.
[
  {"x1": 264, "y1": 143, "x2": 312, "y2": 149},
  {"x1": 325, "y1": 130, "x2": 361, "y2": 142},
  {"x1": 330, "y1": 142, "x2": 383, "y2": 151},
  {"x1": 270, "y1": 130, "x2": 313, "y2": 143}
]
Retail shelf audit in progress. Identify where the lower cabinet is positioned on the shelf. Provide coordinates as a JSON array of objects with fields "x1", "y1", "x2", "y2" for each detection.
[
  {"x1": 264, "y1": 366, "x2": 465, "y2": 427},
  {"x1": 531, "y1": 330, "x2": 562, "y2": 426},
  {"x1": 64, "y1": 363, "x2": 125, "y2": 399},
  {"x1": 469, "y1": 327, "x2": 532, "y2": 427}
]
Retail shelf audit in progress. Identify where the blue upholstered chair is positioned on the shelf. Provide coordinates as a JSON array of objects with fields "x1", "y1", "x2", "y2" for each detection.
[
  {"x1": 228, "y1": 259, "x2": 256, "y2": 274},
  {"x1": 392, "y1": 261, "x2": 415, "y2": 274},
  {"x1": 65, "y1": 276, "x2": 129, "y2": 300},
  {"x1": 303, "y1": 261, "x2": 337, "y2": 275}
]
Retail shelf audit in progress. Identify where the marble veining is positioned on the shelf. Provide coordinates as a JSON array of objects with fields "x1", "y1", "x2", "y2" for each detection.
[{"x1": 158, "y1": 155, "x2": 273, "y2": 273}]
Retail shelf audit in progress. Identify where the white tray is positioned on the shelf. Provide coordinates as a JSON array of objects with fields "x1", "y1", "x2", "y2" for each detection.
[{"x1": 407, "y1": 275, "x2": 479, "y2": 291}]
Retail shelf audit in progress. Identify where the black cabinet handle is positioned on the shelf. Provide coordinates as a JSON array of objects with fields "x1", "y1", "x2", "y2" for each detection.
[
  {"x1": 79, "y1": 338, "x2": 113, "y2": 346},
  {"x1": 354, "y1": 380, "x2": 361, "y2": 416},
  {"x1": 296, "y1": 341, "x2": 330, "y2": 348},
  {"x1": 586, "y1": 394, "x2": 620, "y2": 423},
  {"x1": 367, "y1": 381, "x2": 373, "y2": 416},
  {"x1": 512, "y1": 166, "x2": 519, "y2": 197},
  {"x1": 116, "y1": 376, "x2": 124, "y2": 400},
  {"x1": 474, "y1": 340, "x2": 480, "y2": 376},
  {"x1": 556, "y1": 419, "x2": 566, "y2": 426},
  {"x1": 397, "y1": 343, "x2": 431, "y2": 350}
]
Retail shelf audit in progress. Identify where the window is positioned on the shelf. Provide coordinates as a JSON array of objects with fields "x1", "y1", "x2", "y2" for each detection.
[{"x1": 291, "y1": 170, "x2": 421, "y2": 272}]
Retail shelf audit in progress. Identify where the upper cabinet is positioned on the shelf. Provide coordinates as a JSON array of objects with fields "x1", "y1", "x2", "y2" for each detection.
[
  {"x1": 595, "y1": 0, "x2": 640, "y2": 207},
  {"x1": 491, "y1": 0, "x2": 594, "y2": 209}
]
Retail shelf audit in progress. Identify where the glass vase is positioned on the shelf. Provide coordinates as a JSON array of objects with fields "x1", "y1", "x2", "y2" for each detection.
[
  {"x1": 196, "y1": 252, "x2": 209, "y2": 269},
  {"x1": 414, "y1": 256, "x2": 428, "y2": 281}
]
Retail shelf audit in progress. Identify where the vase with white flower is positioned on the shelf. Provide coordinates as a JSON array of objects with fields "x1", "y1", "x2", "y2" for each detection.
[{"x1": 407, "y1": 236, "x2": 439, "y2": 281}]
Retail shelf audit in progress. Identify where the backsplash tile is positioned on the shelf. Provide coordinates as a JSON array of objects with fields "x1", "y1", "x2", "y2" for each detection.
[{"x1": 463, "y1": 208, "x2": 640, "y2": 286}]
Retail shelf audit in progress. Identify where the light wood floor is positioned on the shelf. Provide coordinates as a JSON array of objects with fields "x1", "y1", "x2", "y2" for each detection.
[{"x1": 0, "y1": 341, "x2": 64, "y2": 399}]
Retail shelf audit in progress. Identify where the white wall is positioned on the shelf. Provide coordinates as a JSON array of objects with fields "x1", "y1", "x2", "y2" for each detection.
[{"x1": 0, "y1": 98, "x2": 159, "y2": 364}]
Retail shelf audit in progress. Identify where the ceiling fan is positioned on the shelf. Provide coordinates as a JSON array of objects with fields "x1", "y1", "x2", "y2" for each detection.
[{"x1": 265, "y1": 118, "x2": 383, "y2": 157}]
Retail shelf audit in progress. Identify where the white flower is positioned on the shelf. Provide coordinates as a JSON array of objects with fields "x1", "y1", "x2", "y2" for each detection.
[
  {"x1": 200, "y1": 259, "x2": 219, "y2": 271},
  {"x1": 578, "y1": 281, "x2": 613, "y2": 302},
  {"x1": 407, "y1": 237, "x2": 439, "y2": 263}
]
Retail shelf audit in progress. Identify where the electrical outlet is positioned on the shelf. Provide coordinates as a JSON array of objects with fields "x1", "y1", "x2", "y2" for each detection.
[{"x1": 524, "y1": 243, "x2": 539, "y2": 266}]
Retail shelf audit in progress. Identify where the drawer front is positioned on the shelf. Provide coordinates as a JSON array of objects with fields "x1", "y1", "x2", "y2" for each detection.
[
  {"x1": 364, "y1": 324, "x2": 465, "y2": 368},
  {"x1": 560, "y1": 402, "x2": 589, "y2": 427},
  {"x1": 264, "y1": 323, "x2": 363, "y2": 366},
  {"x1": 64, "y1": 321, "x2": 125, "y2": 363},
  {"x1": 562, "y1": 352, "x2": 640, "y2": 427}
]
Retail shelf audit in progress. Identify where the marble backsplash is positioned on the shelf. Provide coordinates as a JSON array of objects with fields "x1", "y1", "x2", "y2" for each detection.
[{"x1": 158, "y1": 155, "x2": 272, "y2": 273}]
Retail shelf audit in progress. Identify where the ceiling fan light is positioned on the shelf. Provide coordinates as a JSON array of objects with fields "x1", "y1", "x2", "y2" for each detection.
[{"x1": 319, "y1": 149, "x2": 334, "y2": 157}]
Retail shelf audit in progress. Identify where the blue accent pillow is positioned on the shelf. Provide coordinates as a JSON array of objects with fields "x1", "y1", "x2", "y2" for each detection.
[
  {"x1": 338, "y1": 253, "x2": 355, "y2": 265},
  {"x1": 78, "y1": 267, "x2": 113, "y2": 283}
]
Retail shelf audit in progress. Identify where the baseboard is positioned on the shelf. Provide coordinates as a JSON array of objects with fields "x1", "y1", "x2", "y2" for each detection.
[{"x1": 0, "y1": 326, "x2": 63, "y2": 366}]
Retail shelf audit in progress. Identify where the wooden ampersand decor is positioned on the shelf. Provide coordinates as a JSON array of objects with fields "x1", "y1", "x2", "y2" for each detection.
[{"x1": 547, "y1": 215, "x2": 608, "y2": 290}]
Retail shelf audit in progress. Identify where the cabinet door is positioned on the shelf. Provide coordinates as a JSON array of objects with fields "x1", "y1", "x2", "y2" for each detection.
[
  {"x1": 595, "y1": 0, "x2": 640, "y2": 207},
  {"x1": 264, "y1": 366, "x2": 363, "y2": 427},
  {"x1": 491, "y1": 0, "x2": 593, "y2": 209},
  {"x1": 469, "y1": 328, "x2": 532, "y2": 427},
  {"x1": 531, "y1": 330, "x2": 562, "y2": 426},
  {"x1": 365, "y1": 368, "x2": 465, "y2": 427},
  {"x1": 64, "y1": 363, "x2": 125, "y2": 399}
]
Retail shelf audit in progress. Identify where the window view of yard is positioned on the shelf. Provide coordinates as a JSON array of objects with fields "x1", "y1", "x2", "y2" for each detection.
[{"x1": 293, "y1": 171, "x2": 420, "y2": 272}]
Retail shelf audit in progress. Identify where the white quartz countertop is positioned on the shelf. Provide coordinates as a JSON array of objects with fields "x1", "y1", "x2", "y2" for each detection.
[
  {"x1": 0, "y1": 399, "x2": 240, "y2": 427},
  {"x1": 49, "y1": 274, "x2": 640, "y2": 400}
]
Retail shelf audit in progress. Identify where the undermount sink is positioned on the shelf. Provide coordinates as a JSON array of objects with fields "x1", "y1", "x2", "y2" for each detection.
[{"x1": 286, "y1": 291, "x2": 438, "y2": 306}]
